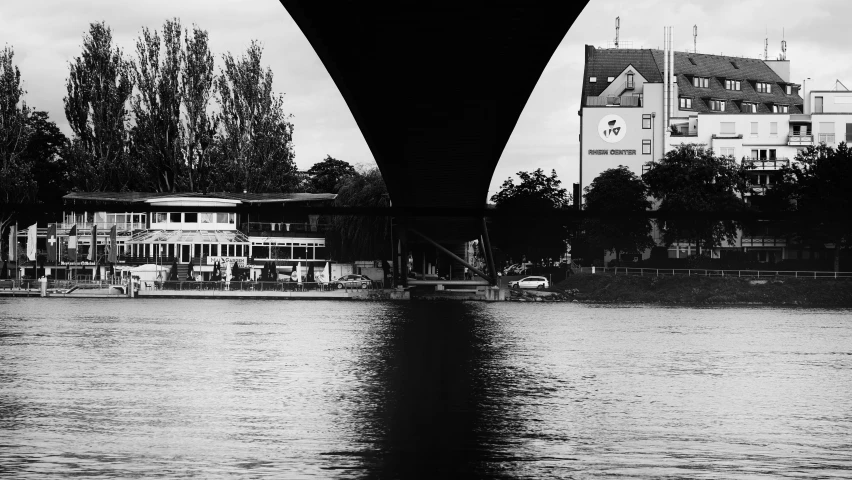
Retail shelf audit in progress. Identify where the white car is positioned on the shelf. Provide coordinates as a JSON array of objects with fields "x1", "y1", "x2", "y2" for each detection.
[{"x1": 509, "y1": 276, "x2": 549, "y2": 290}]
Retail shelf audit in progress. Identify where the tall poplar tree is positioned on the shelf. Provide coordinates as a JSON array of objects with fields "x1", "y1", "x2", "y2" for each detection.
[
  {"x1": 63, "y1": 21, "x2": 136, "y2": 191},
  {"x1": 215, "y1": 41, "x2": 297, "y2": 193},
  {"x1": 130, "y1": 18, "x2": 184, "y2": 192},
  {"x1": 181, "y1": 25, "x2": 217, "y2": 192},
  {"x1": 0, "y1": 45, "x2": 36, "y2": 259}
]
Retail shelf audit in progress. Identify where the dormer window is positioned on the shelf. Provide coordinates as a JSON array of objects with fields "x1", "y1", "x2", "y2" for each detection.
[
  {"x1": 742, "y1": 102, "x2": 758, "y2": 113},
  {"x1": 772, "y1": 104, "x2": 789, "y2": 113},
  {"x1": 679, "y1": 97, "x2": 693, "y2": 109},
  {"x1": 709, "y1": 99, "x2": 726, "y2": 112},
  {"x1": 607, "y1": 76, "x2": 614, "y2": 82},
  {"x1": 725, "y1": 79, "x2": 741, "y2": 91},
  {"x1": 756, "y1": 82, "x2": 772, "y2": 93},
  {"x1": 786, "y1": 85, "x2": 794, "y2": 95},
  {"x1": 693, "y1": 76, "x2": 709, "y2": 88},
  {"x1": 589, "y1": 77, "x2": 597, "y2": 83}
]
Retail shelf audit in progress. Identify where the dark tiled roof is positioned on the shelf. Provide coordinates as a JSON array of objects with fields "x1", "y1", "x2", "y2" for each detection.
[
  {"x1": 64, "y1": 192, "x2": 337, "y2": 203},
  {"x1": 582, "y1": 46, "x2": 803, "y2": 114},
  {"x1": 582, "y1": 46, "x2": 662, "y2": 98}
]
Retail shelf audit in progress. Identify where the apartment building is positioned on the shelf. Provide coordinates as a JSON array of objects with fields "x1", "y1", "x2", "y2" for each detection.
[{"x1": 579, "y1": 42, "x2": 851, "y2": 263}]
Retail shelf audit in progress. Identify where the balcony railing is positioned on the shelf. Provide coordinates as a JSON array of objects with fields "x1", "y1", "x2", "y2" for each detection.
[
  {"x1": 585, "y1": 95, "x2": 642, "y2": 107},
  {"x1": 787, "y1": 134, "x2": 813, "y2": 146},
  {"x1": 671, "y1": 127, "x2": 698, "y2": 137},
  {"x1": 743, "y1": 157, "x2": 790, "y2": 169},
  {"x1": 243, "y1": 222, "x2": 329, "y2": 237},
  {"x1": 742, "y1": 236, "x2": 786, "y2": 247},
  {"x1": 58, "y1": 221, "x2": 147, "y2": 232}
]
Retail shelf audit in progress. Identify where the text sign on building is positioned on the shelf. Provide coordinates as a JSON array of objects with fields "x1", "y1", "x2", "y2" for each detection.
[
  {"x1": 206, "y1": 256, "x2": 247, "y2": 267},
  {"x1": 588, "y1": 149, "x2": 637, "y2": 155},
  {"x1": 598, "y1": 114, "x2": 627, "y2": 143}
]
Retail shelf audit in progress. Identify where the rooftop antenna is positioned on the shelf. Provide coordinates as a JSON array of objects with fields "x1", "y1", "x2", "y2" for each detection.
[
  {"x1": 834, "y1": 79, "x2": 849, "y2": 91},
  {"x1": 693, "y1": 25, "x2": 697, "y2": 54},
  {"x1": 764, "y1": 28, "x2": 768, "y2": 60},
  {"x1": 780, "y1": 28, "x2": 787, "y2": 60},
  {"x1": 615, "y1": 16, "x2": 620, "y2": 48}
]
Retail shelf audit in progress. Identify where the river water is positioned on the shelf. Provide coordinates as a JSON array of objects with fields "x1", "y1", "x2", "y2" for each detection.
[{"x1": 1, "y1": 298, "x2": 850, "y2": 478}]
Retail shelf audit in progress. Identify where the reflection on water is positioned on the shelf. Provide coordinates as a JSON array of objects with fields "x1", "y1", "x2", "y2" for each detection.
[{"x1": 1, "y1": 298, "x2": 851, "y2": 478}]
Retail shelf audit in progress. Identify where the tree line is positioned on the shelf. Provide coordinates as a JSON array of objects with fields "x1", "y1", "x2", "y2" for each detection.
[
  {"x1": 1, "y1": 20, "x2": 370, "y2": 260},
  {"x1": 489, "y1": 143, "x2": 852, "y2": 273}
]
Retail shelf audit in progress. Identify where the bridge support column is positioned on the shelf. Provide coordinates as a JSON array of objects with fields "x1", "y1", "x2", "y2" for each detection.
[
  {"x1": 480, "y1": 218, "x2": 497, "y2": 285},
  {"x1": 408, "y1": 228, "x2": 492, "y2": 285},
  {"x1": 398, "y1": 222, "x2": 409, "y2": 288}
]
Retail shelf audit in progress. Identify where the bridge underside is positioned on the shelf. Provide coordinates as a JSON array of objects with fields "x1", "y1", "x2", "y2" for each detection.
[{"x1": 280, "y1": 1, "x2": 588, "y2": 243}]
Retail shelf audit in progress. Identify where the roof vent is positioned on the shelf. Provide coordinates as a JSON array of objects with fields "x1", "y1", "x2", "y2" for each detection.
[
  {"x1": 731, "y1": 61, "x2": 739, "y2": 69},
  {"x1": 688, "y1": 57, "x2": 697, "y2": 65}
]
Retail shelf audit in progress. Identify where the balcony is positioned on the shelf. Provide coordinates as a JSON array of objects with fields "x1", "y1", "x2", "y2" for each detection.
[
  {"x1": 243, "y1": 222, "x2": 328, "y2": 238},
  {"x1": 58, "y1": 221, "x2": 147, "y2": 232},
  {"x1": 585, "y1": 95, "x2": 642, "y2": 107},
  {"x1": 743, "y1": 157, "x2": 790, "y2": 170},
  {"x1": 787, "y1": 134, "x2": 813, "y2": 146},
  {"x1": 742, "y1": 236, "x2": 786, "y2": 247},
  {"x1": 671, "y1": 127, "x2": 698, "y2": 137}
]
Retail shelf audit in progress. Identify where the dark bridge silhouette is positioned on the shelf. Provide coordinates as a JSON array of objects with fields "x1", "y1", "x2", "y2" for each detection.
[{"x1": 280, "y1": 1, "x2": 589, "y2": 283}]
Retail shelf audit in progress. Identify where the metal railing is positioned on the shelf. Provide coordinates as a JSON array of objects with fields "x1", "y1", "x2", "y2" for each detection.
[
  {"x1": 141, "y1": 280, "x2": 381, "y2": 292},
  {"x1": 585, "y1": 95, "x2": 642, "y2": 107},
  {"x1": 243, "y1": 222, "x2": 328, "y2": 236},
  {"x1": 58, "y1": 221, "x2": 147, "y2": 231},
  {"x1": 743, "y1": 157, "x2": 790, "y2": 169},
  {"x1": 578, "y1": 266, "x2": 852, "y2": 279},
  {"x1": 787, "y1": 134, "x2": 813, "y2": 145}
]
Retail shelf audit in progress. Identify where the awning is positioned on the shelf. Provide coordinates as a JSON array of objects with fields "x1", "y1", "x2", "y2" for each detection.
[{"x1": 126, "y1": 229, "x2": 249, "y2": 244}]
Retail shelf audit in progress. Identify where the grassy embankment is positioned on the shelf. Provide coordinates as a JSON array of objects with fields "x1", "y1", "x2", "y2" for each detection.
[{"x1": 548, "y1": 273, "x2": 852, "y2": 307}]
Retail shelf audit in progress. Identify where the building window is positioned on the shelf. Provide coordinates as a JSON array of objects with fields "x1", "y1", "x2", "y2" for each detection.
[
  {"x1": 819, "y1": 122, "x2": 835, "y2": 144},
  {"x1": 786, "y1": 85, "x2": 792, "y2": 95},
  {"x1": 679, "y1": 97, "x2": 693, "y2": 109},
  {"x1": 719, "y1": 147, "x2": 735, "y2": 157},
  {"x1": 725, "y1": 79, "x2": 741, "y2": 91},
  {"x1": 170, "y1": 212, "x2": 181, "y2": 223},
  {"x1": 772, "y1": 104, "x2": 789, "y2": 113},
  {"x1": 847, "y1": 123, "x2": 852, "y2": 143},
  {"x1": 742, "y1": 102, "x2": 757, "y2": 113},
  {"x1": 589, "y1": 77, "x2": 597, "y2": 83},
  {"x1": 720, "y1": 122, "x2": 736, "y2": 135},
  {"x1": 184, "y1": 212, "x2": 198, "y2": 223},
  {"x1": 627, "y1": 73, "x2": 634, "y2": 88},
  {"x1": 770, "y1": 122, "x2": 778, "y2": 135},
  {"x1": 607, "y1": 76, "x2": 614, "y2": 82},
  {"x1": 756, "y1": 82, "x2": 772, "y2": 93},
  {"x1": 751, "y1": 122, "x2": 758, "y2": 135},
  {"x1": 642, "y1": 139, "x2": 651, "y2": 154},
  {"x1": 693, "y1": 76, "x2": 709, "y2": 88},
  {"x1": 642, "y1": 114, "x2": 651, "y2": 129},
  {"x1": 709, "y1": 99, "x2": 726, "y2": 111}
]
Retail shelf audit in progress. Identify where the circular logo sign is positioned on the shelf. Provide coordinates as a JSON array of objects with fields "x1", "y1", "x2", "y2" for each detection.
[{"x1": 598, "y1": 114, "x2": 627, "y2": 143}]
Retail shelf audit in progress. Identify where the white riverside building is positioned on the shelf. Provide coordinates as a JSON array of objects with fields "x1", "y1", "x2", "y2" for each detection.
[{"x1": 578, "y1": 42, "x2": 852, "y2": 264}]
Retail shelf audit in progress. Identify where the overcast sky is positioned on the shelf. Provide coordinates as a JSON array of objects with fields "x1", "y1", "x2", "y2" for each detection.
[{"x1": 2, "y1": 0, "x2": 850, "y2": 199}]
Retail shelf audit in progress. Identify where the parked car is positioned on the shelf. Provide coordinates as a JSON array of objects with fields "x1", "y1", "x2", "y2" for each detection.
[
  {"x1": 333, "y1": 274, "x2": 372, "y2": 289},
  {"x1": 508, "y1": 276, "x2": 550, "y2": 290}
]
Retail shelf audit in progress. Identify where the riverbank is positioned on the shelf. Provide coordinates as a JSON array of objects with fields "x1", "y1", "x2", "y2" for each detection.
[{"x1": 552, "y1": 273, "x2": 852, "y2": 307}]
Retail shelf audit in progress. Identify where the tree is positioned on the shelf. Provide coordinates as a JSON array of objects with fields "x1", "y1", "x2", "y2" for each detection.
[
  {"x1": 306, "y1": 155, "x2": 356, "y2": 193},
  {"x1": 214, "y1": 41, "x2": 298, "y2": 192},
  {"x1": 0, "y1": 45, "x2": 36, "y2": 260},
  {"x1": 21, "y1": 111, "x2": 70, "y2": 206},
  {"x1": 326, "y1": 167, "x2": 391, "y2": 261},
  {"x1": 64, "y1": 22, "x2": 137, "y2": 191},
  {"x1": 130, "y1": 18, "x2": 184, "y2": 192},
  {"x1": 765, "y1": 142, "x2": 852, "y2": 272},
  {"x1": 642, "y1": 144, "x2": 751, "y2": 256},
  {"x1": 489, "y1": 168, "x2": 571, "y2": 264},
  {"x1": 583, "y1": 166, "x2": 654, "y2": 261},
  {"x1": 181, "y1": 24, "x2": 218, "y2": 192}
]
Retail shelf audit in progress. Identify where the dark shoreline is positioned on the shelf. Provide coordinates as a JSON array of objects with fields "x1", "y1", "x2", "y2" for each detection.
[{"x1": 538, "y1": 273, "x2": 852, "y2": 308}]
